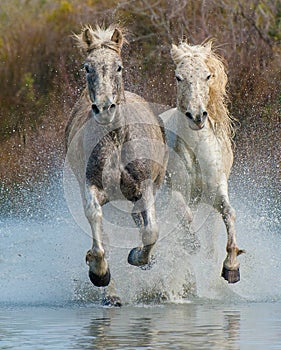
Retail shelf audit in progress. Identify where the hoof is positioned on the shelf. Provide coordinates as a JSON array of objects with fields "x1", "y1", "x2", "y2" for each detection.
[
  {"x1": 89, "y1": 268, "x2": 111, "y2": 287},
  {"x1": 102, "y1": 295, "x2": 122, "y2": 307},
  {"x1": 128, "y1": 247, "x2": 148, "y2": 266},
  {"x1": 221, "y1": 266, "x2": 240, "y2": 284}
]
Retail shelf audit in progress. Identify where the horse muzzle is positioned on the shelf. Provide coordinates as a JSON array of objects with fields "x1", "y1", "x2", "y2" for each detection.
[
  {"x1": 185, "y1": 111, "x2": 208, "y2": 130},
  {"x1": 91, "y1": 103, "x2": 117, "y2": 125}
]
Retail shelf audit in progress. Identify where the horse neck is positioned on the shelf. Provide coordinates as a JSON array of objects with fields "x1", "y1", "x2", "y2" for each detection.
[
  {"x1": 105, "y1": 106, "x2": 126, "y2": 141},
  {"x1": 174, "y1": 110, "x2": 233, "y2": 175}
]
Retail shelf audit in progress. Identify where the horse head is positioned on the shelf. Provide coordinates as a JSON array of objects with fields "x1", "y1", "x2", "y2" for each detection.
[
  {"x1": 171, "y1": 42, "x2": 213, "y2": 130},
  {"x1": 75, "y1": 26, "x2": 125, "y2": 125}
]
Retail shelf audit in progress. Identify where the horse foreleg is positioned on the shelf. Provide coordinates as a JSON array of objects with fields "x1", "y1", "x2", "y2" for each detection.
[
  {"x1": 128, "y1": 185, "x2": 159, "y2": 267},
  {"x1": 172, "y1": 190, "x2": 193, "y2": 226},
  {"x1": 215, "y1": 192, "x2": 245, "y2": 284},
  {"x1": 83, "y1": 185, "x2": 110, "y2": 287}
]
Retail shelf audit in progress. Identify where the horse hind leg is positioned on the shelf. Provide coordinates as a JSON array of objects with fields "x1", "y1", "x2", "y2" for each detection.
[
  {"x1": 172, "y1": 190, "x2": 200, "y2": 254},
  {"x1": 83, "y1": 185, "x2": 111, "y2": 287},
  {"x1": 128, "y1": 184, "x2": 158, "y2": 267},
  {"x1": 215, "y1": 195, "x2": 245, "y2": 284}
]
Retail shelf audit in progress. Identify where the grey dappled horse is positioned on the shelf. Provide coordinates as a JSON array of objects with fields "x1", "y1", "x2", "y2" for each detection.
[{"x1": 65, "y1": 26, "x2": 168, "y2": 295}]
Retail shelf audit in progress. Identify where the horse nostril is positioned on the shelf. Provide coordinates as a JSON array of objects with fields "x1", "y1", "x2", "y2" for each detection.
[
  {"x1": 109, "y1": 103, "x2": 116, "y2": 111},
  {"x1": 92, "y1": 104, "x2": 100, "y2": 115},
  {"x1": 203, "y1": 111, "x2": 208, "y2": 118},
  {"x1": 185, "y1": 112, "x2": 193, "y2": 120}
]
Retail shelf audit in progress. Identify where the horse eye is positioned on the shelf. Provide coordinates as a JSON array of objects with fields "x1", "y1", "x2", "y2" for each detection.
[
  {"x1": 84, "y1": 63, "x2": 90, "y2": 73},
  {"x1": 117, "y1": 65, "x2": 123, "y2": 72},
  {"x1": 176, "y1": 75, "x2": 183, "y2": 82},
  {"x1": 206, "y1": 74, "x2": 211, "y2": 81}
]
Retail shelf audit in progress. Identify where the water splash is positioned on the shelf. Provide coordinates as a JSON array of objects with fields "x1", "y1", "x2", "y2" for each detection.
[{"x1": 0, "y1": 169, "x2": 279, "y2": 306}]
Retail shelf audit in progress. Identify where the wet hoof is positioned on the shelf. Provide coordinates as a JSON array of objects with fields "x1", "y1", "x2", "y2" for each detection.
[
  {"x1": 221, "y1": 266, "x2": 240, "y2": 284},
  {"x1": 128, "y1": 247, "x2": 149, "y2": 266},
  {"x1": 89, "y1": 268, "x2": 111, "y2": 287},
  {"x1": 102, "y1": 295, "x2": 122, "y2": 307}
]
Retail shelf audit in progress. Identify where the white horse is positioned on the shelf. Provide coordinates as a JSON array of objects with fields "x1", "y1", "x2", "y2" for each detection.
[{"x1": 162, "y1": 40, "x2": 245, "y2": 283}]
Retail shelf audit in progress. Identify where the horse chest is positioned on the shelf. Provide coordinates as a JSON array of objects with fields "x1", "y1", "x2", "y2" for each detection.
[
  {"x1": 176, "y1": 129, "x2": 224, "y2": 197},
  {"x1": 86, "y1": 136, "x2": 144, "y2": 201},
  {"x1": 86, "y1": 134, "x2": 123, "y2": 189}
]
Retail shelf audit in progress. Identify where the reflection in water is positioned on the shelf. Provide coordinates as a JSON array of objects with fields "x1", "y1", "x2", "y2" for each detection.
[
  {"x1": 224, "y1": 311, "x2": 240, "y2": 349},
  {"x1": 74, "y1": 304, "x2": 241, "y2": 350},
  {"x1": 84, "y1": 316, "x2": 113, "y2": 350},
  {"x1": 1, "y1": 303, "x2": 281, "y2": 349},
  {"x1": 76, "y1": 308, "x2": 155, "y2": 350}
]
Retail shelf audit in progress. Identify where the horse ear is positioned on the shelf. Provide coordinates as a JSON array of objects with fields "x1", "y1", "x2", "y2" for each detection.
[
  {"x1": 82, "y1": 28, "x2": 94, "y2": 48},
  {"x1": 111, "y1": 28, "x2": 123, "y2": 48},
  {"x1": 171, "y1": 44, "x2": 183, "y2": 65},
  {"x1": 203, "y1": 40, "x2": 213, "y2": 54}
]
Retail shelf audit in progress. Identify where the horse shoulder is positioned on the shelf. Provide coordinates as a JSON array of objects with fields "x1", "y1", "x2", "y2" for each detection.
[
  {"x1": 123, "y1": 91, "x2": 166, "y2": 142},
  {"x1": 124, "y1": 91, "x2": 146, "y2": 104}
]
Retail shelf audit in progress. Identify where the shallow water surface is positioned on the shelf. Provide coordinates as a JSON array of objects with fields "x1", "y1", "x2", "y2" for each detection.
[
  {"x1": 0, "y1": 302, "x2": 280, "y2": 350},
  {"x1": 0, "y1": 168, "x2": 280, "y2": 349}
]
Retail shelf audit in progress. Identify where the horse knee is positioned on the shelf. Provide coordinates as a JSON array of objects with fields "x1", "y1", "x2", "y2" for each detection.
[
  {"x1": 228, "y1": 206, "x2": 236, "y2": 219},
  {"x1": 215, "y1": 197, "x2": 236, "y2": 221},
  {"x1": 222, "y1": 206, "x2": 236, "y2": 224},
  {"x1": 85, "y1": 203, "x2": 102, "y2": 222}
]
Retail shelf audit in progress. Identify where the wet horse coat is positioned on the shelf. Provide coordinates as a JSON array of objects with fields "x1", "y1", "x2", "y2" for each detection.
[
  {"x1": 65, "y1": 26, "x2": 168, "y2": 289},
  {"x1": 164, "y1": 40, "x2": 244, "y2": 283}
]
